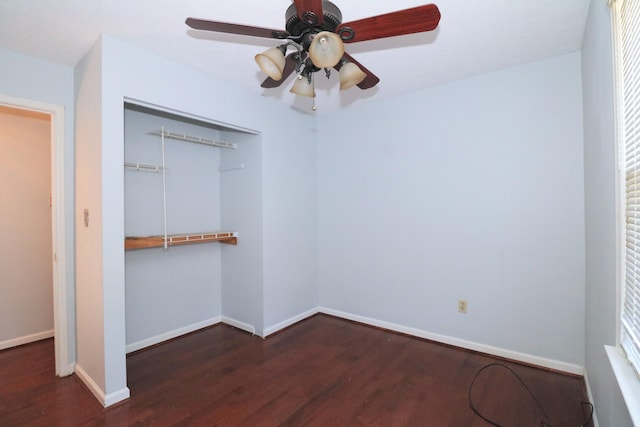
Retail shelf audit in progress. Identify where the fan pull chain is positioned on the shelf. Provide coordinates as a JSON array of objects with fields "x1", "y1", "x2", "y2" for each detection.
[{"x1": 311, "y1": 72, "x2": 317, "y2": 111}]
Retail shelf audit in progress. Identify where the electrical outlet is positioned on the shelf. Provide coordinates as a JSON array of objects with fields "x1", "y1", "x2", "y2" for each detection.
[{"x1": 458, "y1": 299, "x2": 468, "y2": 314}]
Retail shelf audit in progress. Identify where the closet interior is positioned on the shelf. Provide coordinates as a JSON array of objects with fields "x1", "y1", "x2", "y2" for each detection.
[{"x1": 123, "y1": 102, "x2": 261, "y2": 352}]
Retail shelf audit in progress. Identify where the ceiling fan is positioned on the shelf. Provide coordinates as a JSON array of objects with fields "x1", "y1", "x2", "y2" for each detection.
[{"x1": 186, "y1": 1, "x2": 440, "y2": 108}]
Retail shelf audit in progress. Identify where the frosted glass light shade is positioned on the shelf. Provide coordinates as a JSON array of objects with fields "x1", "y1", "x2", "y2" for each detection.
[
  {"x1": 290, "y1": 75, "x2": 316, "y2": 97},
  {"x1": 255, "y1": 47, "x2": 286, "y2": 80},
  {"x1": 339, "y1": 62, "x2": 367, "y2": 90},
  {"x1": 308, "y1": 31, "x2": 344, "y2": 68}
]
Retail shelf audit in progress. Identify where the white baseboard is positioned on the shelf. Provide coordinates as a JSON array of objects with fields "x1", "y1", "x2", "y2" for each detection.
[
  {"x1": 319, "y1": 307, "x2": 585, "y2": 375},
  {"x1": 75, "y1": 363, "x2": 130, "y2": 407},
  {"x1": 127, "y1": 307, "x2": 584, "y2": 378},
  {"x1": 582, "y1": 368, "x2": 600, "y2": 426},
  {"x1": 222, "y1": 316, "x2": 256, "y2": 335},
  {"x1": 0, "y1": 329, "x2": 54, "y2": 351},
  {"x1": 104, "y1": 387, "x2": 131, "y2": 407},
  {"x1": 126, "y1": 316, "x2": 222, "y2": 354},
  {"x1": 58, "y1": 362, "x2": 76, "y2": 378},
  {"x1": 262, "y1": 308, "x2": 320, "y2": 337}
]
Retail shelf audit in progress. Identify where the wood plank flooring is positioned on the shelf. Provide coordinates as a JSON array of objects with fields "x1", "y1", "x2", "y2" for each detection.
[{"x1": 0, "y1": 314, "x2": 593, "y2": 426}]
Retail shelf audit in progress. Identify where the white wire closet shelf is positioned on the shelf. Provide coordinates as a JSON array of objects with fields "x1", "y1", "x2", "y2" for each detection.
[
  {"x1": 125, "y1": 126, "x2": 240, "y2": 251},
  {"x1": 150, "y1": 129, "x2": 237, "y2": 150}
]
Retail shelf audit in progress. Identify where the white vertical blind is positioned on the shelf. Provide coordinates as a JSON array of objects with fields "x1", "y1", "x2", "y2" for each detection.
[{"x1": 616, "y1": 0, "x2": 640, "y2": 371}]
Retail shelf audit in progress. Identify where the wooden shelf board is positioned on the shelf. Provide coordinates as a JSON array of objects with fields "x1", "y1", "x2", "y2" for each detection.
[{"x1": 125, "y1": 232, "x2": 237, "y2": 250}]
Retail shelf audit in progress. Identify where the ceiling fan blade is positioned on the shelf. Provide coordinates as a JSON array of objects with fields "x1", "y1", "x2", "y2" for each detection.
[
  {"x1": 294, "y1": 0, "x2": 325, "y2": 25},
  {"x1": 261, "y1": 53, "x2": 300, "y2": 88},
  {"x1": 337, "y1": 4, "x2": 440, "y2": 43},
  {"x1": 337, "y1": 52, "x2": 380, "y2": 90},
  {"x1": 186, "y1": 18, "x2": 289, "y2": 39}
]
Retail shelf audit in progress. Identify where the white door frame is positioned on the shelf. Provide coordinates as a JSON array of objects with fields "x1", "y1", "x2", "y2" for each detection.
[{"x1": 0, "y1": 94, "x2": 71, "y2": 376}]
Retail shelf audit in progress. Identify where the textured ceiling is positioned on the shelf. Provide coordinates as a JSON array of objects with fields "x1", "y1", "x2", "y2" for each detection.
[{"x1": 0, "y1": 0, "x2": 591, "y2": 113}]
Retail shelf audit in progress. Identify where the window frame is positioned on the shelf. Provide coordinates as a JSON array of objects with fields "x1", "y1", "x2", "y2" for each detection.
[
  {"x1": 614, "y1": 0, "x2": 640, "y2": 369},
  {"x1": 612, "y1": 1, "x2": 640, "y2": 423}
]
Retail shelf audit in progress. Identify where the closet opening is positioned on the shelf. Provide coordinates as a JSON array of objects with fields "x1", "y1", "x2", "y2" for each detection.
[{"x1": 123, "y1": 101, "x2": 263, "y2": 356}]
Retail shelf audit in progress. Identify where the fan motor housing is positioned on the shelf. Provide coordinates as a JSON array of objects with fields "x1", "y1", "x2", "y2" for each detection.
[{"x1": 285, "y1": 0, "x2": 343, "y2": 37}]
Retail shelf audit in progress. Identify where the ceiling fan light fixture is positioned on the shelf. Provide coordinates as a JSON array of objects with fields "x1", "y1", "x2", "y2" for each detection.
[
  {"x1": 187, "y1": 2, "x2": 442, "y2": 96},
  {"x1": 308, "y1": 31, "x2": 345, "y2": 69},
  {"x1": 255, "y1": 45, "x2": 287, "y2": 80},
  {"x1": 339, "y1": 61, "x2": 367, "y2": 90},
  {"x1": 290, "y1": 74, "x2": 316, "y2": 98}
]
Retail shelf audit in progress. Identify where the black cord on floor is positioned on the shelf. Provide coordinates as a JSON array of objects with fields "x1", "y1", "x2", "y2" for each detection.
[{"x1": 468, "y1": 363, "x2": 594, "y2": 427}]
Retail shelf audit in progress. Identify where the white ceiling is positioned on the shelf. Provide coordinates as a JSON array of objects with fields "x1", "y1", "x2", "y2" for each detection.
[{"x1": 0, "y1": 0, "x2": 591, "y2": 113}]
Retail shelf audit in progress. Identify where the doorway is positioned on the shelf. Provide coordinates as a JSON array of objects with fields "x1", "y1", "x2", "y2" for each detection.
[{"x1": 0, "y1": 95, "x2": 70, "y2": 377}]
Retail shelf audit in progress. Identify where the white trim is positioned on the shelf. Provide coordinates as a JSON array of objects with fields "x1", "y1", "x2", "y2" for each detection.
[
  {"x1": 611, "y1": 0, "x2": 625, "y2": 351},
  {"x1": 124, "y1": 98, "x2": 260, "y2": 135},
  {"x1": 319, "y1": 307, "x2": 585, "y2": 375},
  {"x1": 262, "y1": 308, "x2": 320, "y2": 337},
  {"x1": 75, "y1": 364, "x2": 104, "y2": 404},
  {"x1": 582, "y1": 369, "x2": 601, "y2": 427},
  {"x1": 104, "y1": 388, "x2": 131, "y2": 407},
  {"x1": 50, "y1": 103, "x2": 70, "y2": 376},
  {"x1": 125, "y1": 315, "x2": 259, "y2": 354},
  {"x1": 75, "y1": 363, "x2": 130, "y2": 407},
  {"x1": 126, "y1": 316, "x2": 222, "y2": 354},
  {"x1": 222, "y1": 316, "x2": 256, "y2": 336},
  {"x1": 262, "y1": 306, "x2": 585, "y2": 374},
  {"x1": 606, "y1": 345, "x2": 640, "y2": 425},
  {"x1": 0, "y1": 94, "x2": 70, "y2": 377},
  {"x1": 0, "y1": 329, "x2": 54, "y2": 351}
]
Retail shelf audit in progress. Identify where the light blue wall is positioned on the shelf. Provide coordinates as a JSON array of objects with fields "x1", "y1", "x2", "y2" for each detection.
[
  {"x1": 124, "y1": 107, "x2": 224, "y2": 347},
  {"x1": 74, "y1": 35, "x2": 318, "y2": 401},
  {"x1": 261, "y1": 117, "x2": 318, "y2": 330},
  {"x1": 220, "y1": 131, "x2": 264, "y2": 332},
  {"x1": 582, "y1": 0, "x2": 634, "y2": 425},
  {"x1": 74, "y1": 39, "x2": 116, "y2": 399},
  {"x1": 317, "y1": 52, "x2": 586, "y2": 367},
  {"x1": 0, "y1": 47, "x2": 76, "y2": 367}
]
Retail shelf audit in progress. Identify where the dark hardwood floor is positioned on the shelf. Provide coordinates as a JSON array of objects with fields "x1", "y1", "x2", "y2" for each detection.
[{"x1": 0, "y1": 314, "x2": 593, "y2": 426}]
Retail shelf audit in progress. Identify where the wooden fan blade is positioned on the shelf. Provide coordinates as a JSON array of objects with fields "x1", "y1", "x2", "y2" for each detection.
[
  {"x1": 294, "y1": 0, "x2": 324, "y2": 25},
  {"x1": 186, "y1": 18, "x2": 289, "y2": 39},
  {"x1": 337, "y1": 4, "x2": 440, "y2": 43},
  {"x1": 261, "y1": 53, "x2": 300, "y2": 88},
  {"x1": 337, "y1": 52, "x2": 380, "y2": 90}
]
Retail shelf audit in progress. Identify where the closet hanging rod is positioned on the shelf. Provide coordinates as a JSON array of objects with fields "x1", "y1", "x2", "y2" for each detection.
[
  {"x1": 124, "y1": 162, "x2": 166, "y2": 173},
  {"x1": 150, "y1": 129, "x2": 237, "y2": 150}
]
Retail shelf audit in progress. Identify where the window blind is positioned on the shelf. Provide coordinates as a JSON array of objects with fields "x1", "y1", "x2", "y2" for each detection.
[{"x1": 616, "y1": 0, "x2": 640, "y2": 371}]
